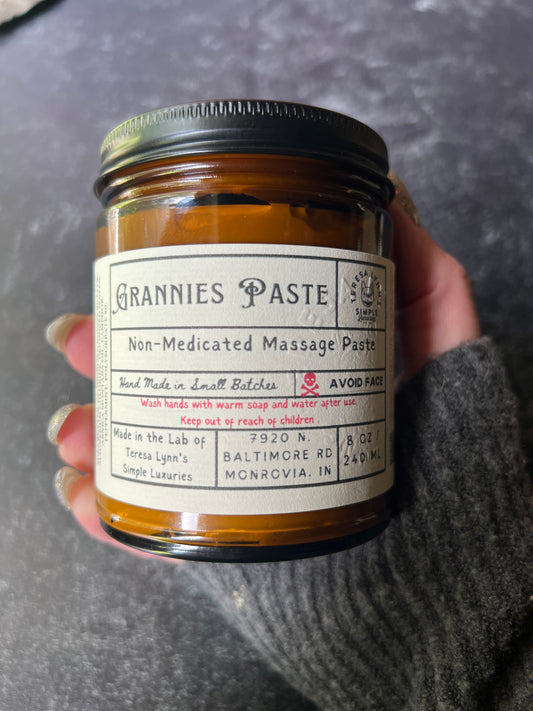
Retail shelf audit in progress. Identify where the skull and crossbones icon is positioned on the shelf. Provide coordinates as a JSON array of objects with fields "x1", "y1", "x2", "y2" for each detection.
[{"x1": 301, "y1": 372, "x2": 319, "y2": 397}]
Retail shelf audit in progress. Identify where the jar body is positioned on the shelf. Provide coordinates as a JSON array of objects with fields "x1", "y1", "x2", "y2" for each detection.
[{"x1": 94, "y1": 154, "x2": 394, "y2": 561}]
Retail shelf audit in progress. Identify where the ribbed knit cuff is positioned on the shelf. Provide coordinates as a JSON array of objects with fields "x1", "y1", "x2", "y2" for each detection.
[{"x1": 187, "y1": 338, "x2": 533, "y2": 711}]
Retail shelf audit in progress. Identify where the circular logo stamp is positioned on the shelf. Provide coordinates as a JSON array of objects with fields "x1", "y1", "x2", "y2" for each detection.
[{"x1": 350, "y1": 268, "x2": 383, "y2": 324}]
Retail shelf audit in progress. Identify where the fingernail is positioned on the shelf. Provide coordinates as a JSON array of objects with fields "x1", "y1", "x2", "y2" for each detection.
[
  {"x1": 388, "y1": 170, "x2": 421, "y2": 227},
  {"x1": 45, "y1": 314, "x2": 86, "y2": 353},
  {"x1": 54, "y1": 466, "x2": 85, "y2": 511},
  {"x1": 47, "y1": 403, "x2": 80, "y2": 445}
]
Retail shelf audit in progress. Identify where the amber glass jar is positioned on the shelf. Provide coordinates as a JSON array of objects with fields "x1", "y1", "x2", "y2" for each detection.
[{"x1": 93, "y1": 100, "x2": 394, "y2": 561}]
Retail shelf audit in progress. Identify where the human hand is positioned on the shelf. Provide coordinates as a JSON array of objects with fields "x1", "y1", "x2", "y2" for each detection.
[
  {"x1": 46, "y1": 317, "x2": 159, "y2": 558},
  {"x1": 45, "y1": 177, "x2": 480, "y2": 551}
]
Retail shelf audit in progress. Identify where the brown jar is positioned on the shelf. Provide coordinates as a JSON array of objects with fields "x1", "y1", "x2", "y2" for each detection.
[{"x1": 93, "y1": 100, "x2": 395, "y2": 562}]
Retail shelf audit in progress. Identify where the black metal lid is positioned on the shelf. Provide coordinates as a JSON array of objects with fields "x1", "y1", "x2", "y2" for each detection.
[{"x1": 95, "y1": 100, "x2": 392, "y2": 203}]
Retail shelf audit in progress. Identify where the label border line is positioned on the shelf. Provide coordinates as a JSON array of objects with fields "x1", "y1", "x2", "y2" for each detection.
[
  {"x1": 111, "y1": 417, "x2": 385, "y2": 432},
  {"x1": 107, "y1": 253, "x2": 388, "y2": 269},
  {"x1": 110, "y1": 466, "x2": 387, "y2": 491},
  {"x1": 111, "y1": 367, "x2": 386, "y2": 374},
  {"x1": 110, "y1": 390, "x2": 386, "y2": 400},
  {"x1": 110, "y1": 325, "x2": 387, "y2": 332}
]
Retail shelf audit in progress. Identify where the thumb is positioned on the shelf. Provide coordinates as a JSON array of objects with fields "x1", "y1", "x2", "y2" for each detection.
[{"x1": 387, "y1": 181, "x2": 480, "y2": 382}]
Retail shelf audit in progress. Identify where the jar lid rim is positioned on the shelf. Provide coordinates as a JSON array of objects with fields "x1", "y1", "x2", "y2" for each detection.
[{"x1": 96, "y1": 100, "x2": 391, "y2": 201}]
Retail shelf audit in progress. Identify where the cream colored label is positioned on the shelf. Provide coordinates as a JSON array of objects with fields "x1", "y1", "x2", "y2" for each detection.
[{"x1": 94, "y1": 244, "x2": 394, "y2": 515}]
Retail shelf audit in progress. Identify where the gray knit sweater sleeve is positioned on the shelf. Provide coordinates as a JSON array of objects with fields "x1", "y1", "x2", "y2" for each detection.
[{"x1": 188, "y1": 338, "x2": 533, "y2": 710}]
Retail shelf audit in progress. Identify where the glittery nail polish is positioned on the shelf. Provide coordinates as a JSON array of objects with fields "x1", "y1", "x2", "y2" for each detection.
[
  {"x1": 54, "y1": 466, "x2": 85, "y2": 511},
  {"x1": 45, "y1": 314, "x2": 86, "y2": 353},
  {"x1": 47, "y1": 403, "x2": 80, "y2": 445}
]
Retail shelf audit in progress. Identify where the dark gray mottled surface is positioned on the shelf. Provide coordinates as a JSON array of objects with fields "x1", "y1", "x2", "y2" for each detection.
[{"x1": 1, "y1": 1, "x2": 532, "y2": 709}]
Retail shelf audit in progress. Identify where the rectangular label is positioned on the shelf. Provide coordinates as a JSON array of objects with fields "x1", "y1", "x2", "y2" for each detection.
[{"x1": 94, "y1": 243, "x2": 394, "y2": 515}]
